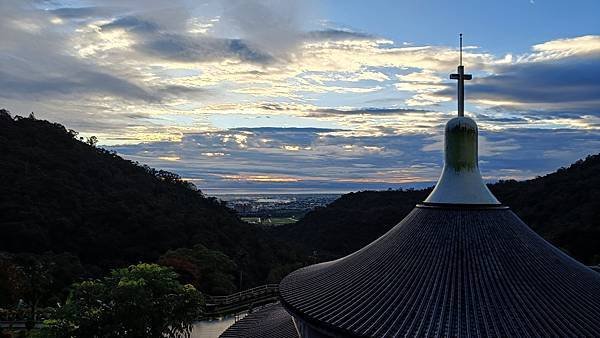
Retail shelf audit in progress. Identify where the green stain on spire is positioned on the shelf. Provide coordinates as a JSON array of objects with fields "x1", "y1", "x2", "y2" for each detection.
[{"x1": 445, "y1": 119, "x2": 478, "y2": 172}]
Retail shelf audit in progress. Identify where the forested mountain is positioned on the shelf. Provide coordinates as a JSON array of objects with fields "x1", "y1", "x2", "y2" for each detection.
[
  {"x1": 273, "y1": 154, "x2": 600, "y2": 265},
  {"x1": 0, "y1": 110, "x2": 304, "y2": 295},
  {"x1": 1, "y1": 106, "x2": 598, "y2": 304},
  {"x1": 492, "y1": 155, "x2": 600, "y2": 264},
  {"x1": 272, "y1": 189, "x2": 429, "y2": 261}
]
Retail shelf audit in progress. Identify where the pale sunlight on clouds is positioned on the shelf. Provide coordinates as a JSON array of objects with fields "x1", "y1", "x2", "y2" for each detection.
[{"x1": 1, "y1": 0, "x2": 598, "y2": 192}]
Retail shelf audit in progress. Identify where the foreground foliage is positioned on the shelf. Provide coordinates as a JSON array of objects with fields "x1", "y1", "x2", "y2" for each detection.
[
  {"x1": 41, "y1": 264, "x2": 202, "y2": 338},
  {"x1": 0, "y1": 252, "x2": 83, "y2": 327}
]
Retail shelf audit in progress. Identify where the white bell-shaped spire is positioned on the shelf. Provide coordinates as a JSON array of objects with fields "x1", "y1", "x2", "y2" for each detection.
[
  {"x1": 424, "y1": 116, "x2": 499, "y2": 204},
  {"x1": 425, "y1": 34, "x2": 500, "y2": 205}
]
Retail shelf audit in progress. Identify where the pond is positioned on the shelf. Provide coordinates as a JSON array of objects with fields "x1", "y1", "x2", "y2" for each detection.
[{"x1": 190, "y1": 313, "x2": 248, "y2": 338}]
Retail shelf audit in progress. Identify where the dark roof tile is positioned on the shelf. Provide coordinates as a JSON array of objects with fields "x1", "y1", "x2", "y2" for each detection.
[
  {"x1": 219, "y1": 303, "x2": 299, "y2": 338},
  {"x1": 280, "y1": 206, "x2": 600, "y2": 337}
]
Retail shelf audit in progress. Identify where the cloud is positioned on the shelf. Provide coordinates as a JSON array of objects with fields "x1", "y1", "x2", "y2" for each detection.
[
  {"x1": 306, "y1": 107, "x2": 433, "y2": 117},
  {"x1": 0, "y1": 1, "x2": 157, "y2": 102},
  {"x1": 527, "y1": 35, "x2": 600, "y2": 61},
  {"x1": 395, "y1": 70, "x2": 452, "y2": 106},
  {"x1": 430, "y1": 35, "x2": 600, "y2": 116},
  {"x1": 49, "y1": 6, "x2": 117, "y2": 19},
  {"x1": 218, "y1": 0, "x2": 311, "y2": 59},
  {"x1": 109, "y1": 126, "x2": 441, "y2": 193},
  {"x1": 138, "y1": 34, "x2": 273, "y2": 63},
  {"x1": 108, "y1": 126, "x2": 600, "y2": 193},
  {"x1": 0, "y1": 67, "x2": 156, "y2": 102},
  {"x1": 474, "y1": 113, "x2": 529, "y2": 124},
  {"x1": 304, "y1": 29, "x2": 374, "y2": 42},
  {"x1": 86, "y1": 0, "x2": 195, "y2": 32},
  {"x1": 436, "y1": 57, "x2": 600, "y2": 114},
  {"x1": 101, "y1": 16, "x2": 160, "y2": 33},
  {"x1": 94, "y1": 0, "x2": 314, "y2": 64},
  {"x1": 1, "y1": 0, "x2": 598, "y2": 193}
]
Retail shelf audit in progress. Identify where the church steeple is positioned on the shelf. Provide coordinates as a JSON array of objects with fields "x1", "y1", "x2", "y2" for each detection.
[
  {"x1": 225, "y1": 34, "x2": 600, "y2": 338},
  {"x1": 450, "y1": 34, "x2": 472, "y2": 117},
  {"x1": 424, "y1": 34, "x2": 500, "y2": 205}
]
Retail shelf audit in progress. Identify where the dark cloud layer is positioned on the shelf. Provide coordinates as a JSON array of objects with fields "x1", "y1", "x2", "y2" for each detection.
[
  {"x1": 305, "y1": 29, "x2": 374, "y2": 42},
  {"x1": 439, "y1": 57, "x2": 600, "y2": 113},
  {"x1": 0, "y1": 68, "x2": 156, "y2": 102},
  {"x1": 101, "y1": 16, "x2": 160, "y2": 33},
  {"x1": 99, "y1": 15, "x2": 378, "y2": 65},
  {"x1": 474, "y1": 113, "x2": 528, "y2": 123},
  {"x1": 110, "y1": 126, "x2": 600, "y2": 193},
  {"x1": 49, "y1": 6, "x2": 118, "y2": 19},
  {"x1": 140, "y1": 35, "x2": 273, "y2": 63},
  {"x1": 310, "y1": 107, "x2": 433, "y2": 117},
  {"x1": 99, "y1": 14, "x2": 276, "y2": 64},
  {"x1": 476, "y1": 59, "x2": 600, "y2": 106}
]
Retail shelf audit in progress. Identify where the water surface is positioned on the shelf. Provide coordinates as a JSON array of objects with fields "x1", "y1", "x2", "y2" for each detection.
[{"x1": 190, "y1": 313, "x2": 247, "y2": 338}]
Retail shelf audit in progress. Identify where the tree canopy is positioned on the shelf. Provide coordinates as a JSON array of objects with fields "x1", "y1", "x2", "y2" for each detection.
[
  {"x1": 158, "y1": 244, "x2": 238, "y2": 295},
  {"x1": 0, "y1": 252, "x2": 83, "y2": 327},
  {"x1": 41, "y1": 263, "x2": 202, "y2": 338}
]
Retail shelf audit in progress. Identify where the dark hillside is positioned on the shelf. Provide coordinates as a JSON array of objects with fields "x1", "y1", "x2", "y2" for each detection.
[
  {"x1": 492, "y1": 155, "x2": 600, "y2": 264},
  {"x1": 0, "y1": 110, "x2": 302, "y2": 289},
  {"x1": 273, "y1": 189, "x2": 429, "y2": 261},
  {"x1": 273, "y1": 154, "x2": 600, "y2": 265}
]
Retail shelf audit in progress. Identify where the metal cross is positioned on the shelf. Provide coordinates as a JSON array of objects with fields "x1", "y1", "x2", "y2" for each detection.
[{"x1": 450, "y1": 34, "x2": 472, "y2": 117}]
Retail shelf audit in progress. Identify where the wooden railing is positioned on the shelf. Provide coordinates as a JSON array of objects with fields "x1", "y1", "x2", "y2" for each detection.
[{"x1": 203, "y1": 284, "x2": 279, "y2": 317}]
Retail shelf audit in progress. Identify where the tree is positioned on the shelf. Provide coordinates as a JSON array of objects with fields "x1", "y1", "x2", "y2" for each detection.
[
  {"x1": 0, "y1": 109, "x2": 11, "y2": 120},
  {"x1": 0, "y1": 252, "x2": 83, "y2": 329},
  {"x1": 158, "y1": 245, "x2": 238, "y2": 295},
  {"x1": 156, "y1": 170, "x2": 181, "y2": 183},
  {"x1": 85, "y1": 136, "x2": 98, "y2": 147},
  {"x1": 42, "y1": 263, "x2": 203, "y2": 338},
  {"x1": 0, "y1": 253, "x2": 22, "y2": 306},
  {"x1": 12, "y1": 254, "x2": 54, "y2": 328}
]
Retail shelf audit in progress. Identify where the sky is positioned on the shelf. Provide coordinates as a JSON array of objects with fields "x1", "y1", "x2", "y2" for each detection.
[{"x1": 1, "y1": 0, "x2": 599, "y2": 194}]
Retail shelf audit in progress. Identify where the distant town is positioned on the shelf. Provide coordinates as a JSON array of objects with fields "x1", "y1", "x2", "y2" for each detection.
[{"x1": 216, "y1": 194, "x2": 340, "y2": 226}]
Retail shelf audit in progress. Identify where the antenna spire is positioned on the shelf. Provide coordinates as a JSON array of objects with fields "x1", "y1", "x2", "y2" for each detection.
[
  {"x1": 459, "y1": 33, "x2": 463, "y2": 66},
  {"x1": 450, "y1": 34, "x2": 472, "y2": 117}
]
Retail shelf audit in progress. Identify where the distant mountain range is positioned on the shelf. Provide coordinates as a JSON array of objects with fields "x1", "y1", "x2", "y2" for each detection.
[{"x1": 274, "y1": 153, "x2": 600, "y2": 265}]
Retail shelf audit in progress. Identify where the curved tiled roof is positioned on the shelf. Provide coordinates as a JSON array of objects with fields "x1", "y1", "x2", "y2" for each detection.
[
  {"x1": 219, "y1": 303, "x2": 298, "y2": 338},
  {"x1": 280, "y1": 205, "x2": 600, "y2": 337}
]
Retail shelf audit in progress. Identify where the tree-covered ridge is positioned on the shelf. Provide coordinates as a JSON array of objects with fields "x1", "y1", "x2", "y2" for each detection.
[
  {"x1": 272, "y1": 189, "x2": 430, "y2": 261},
  {"x1": 492, "y1": 154, "x2": 600, "y2": 264},
  {"x1": 273, "y1": 154, "x2": 600, "y2": 265},
  {"x1": 0, "y1": 110, "x2": 304, "y2": 294}
]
